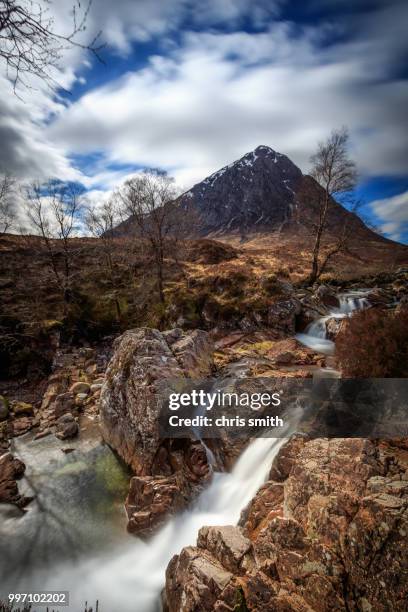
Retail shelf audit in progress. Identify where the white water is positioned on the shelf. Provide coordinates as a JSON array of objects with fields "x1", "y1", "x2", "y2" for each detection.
[
  {"x1": 3, "y1": 291, "x2": 372, "y2": 610},
  {"x1": 13, "y1": 435, "x2": 288, "y2": 611},
  {"x1": 296, "y1": 290, "x2": 370, "y2": 354}
]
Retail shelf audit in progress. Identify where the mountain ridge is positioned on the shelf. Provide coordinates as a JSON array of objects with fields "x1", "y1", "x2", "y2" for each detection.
[{"x1": 118, "y1": 144, "x2": 398, "y2": 246}]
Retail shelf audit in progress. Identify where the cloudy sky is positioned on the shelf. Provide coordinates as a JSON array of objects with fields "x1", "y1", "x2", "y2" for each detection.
[{"x1": 1, "y1": 0, "x2": 407, "y2": 241}]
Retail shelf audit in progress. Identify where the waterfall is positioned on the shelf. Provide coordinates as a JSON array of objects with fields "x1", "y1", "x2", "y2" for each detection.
[
  {"x1": 5, "y1": 435, "x2": 289, "y2": 611},
  {"x1": 296, "y1": 289, "x2": 370, "y2": 354}
]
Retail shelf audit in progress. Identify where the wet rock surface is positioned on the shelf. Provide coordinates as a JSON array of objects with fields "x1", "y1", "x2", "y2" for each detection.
[
  {"x1": 163, "y1": 436, "x2": 408, "y2": 612},
  {"x1": 100, "y1": 327, "x2": 220, "y2": 534},
  {"x1": 0, "y1": 452, "x2": 30, "y2": 508}
]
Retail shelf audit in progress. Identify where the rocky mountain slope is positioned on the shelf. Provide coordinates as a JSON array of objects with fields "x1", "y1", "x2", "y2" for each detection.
[
  {"x1": 116, "y1": 144, "x2": 397, "y2": 246},
  {"x1": 178, "y1": 145, "x2": 387, "y2": 241},
  {"x1": 180, "y1": 145, "x2": 304, "y2": 235}
]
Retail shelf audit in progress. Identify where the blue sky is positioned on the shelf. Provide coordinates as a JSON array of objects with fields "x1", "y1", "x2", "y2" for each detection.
[{"x1": 1, "y1": 0, "x2": 407, "y2": 242}]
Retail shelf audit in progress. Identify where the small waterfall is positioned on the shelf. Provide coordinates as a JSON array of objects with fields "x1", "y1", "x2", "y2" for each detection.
[
  {"x1": 296, "y1": 289, "x2": 370, "y2": 355},
  {"x1": 306, "y1": 316, "x2": 332, "y2": 339},
  {"x1": 338, "y1": 292, "x2": 370, "y2": 314}
]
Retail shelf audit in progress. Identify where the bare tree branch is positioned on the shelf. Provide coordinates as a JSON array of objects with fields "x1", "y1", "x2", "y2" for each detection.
[
  {"x1": 308, "y1": 126, "x2": 357, "y2": 283},
  {"x1": 85, "y1": 197, "x2": 124, "y2": 323},
  {"x1": 0, "y1": 170, "x2": 16, "y2": 233},
  {"x1": 0, "y1": 0, "x2": 104, "y2": 95},
  {"x1": 117, "y1": 169, "x2": 191, "y2": 306},
  {"x1": 24, "y1": 179, "x2": 85, "y2": 311}
]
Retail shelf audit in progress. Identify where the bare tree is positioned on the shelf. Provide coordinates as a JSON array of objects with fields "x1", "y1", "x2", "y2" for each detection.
[
  {"x1": 0, "y1": 0, "x2": 103, "y2": 93},
  {"x1": 24, "y1": 179, "x2": 84, "y2": 310},
  {"x1": 117, "y1": 170, "x2": 186, "y2": 305},
  {"x1": 85, "y1": 198, "x2": 124, "y2": 322},
  {"x1": 314, "y1": 195, "x2": 364, "y2": 278},
  {"x1": 0, "y1": 171, "x2": 16, "y2": 233},
  {"x1": 308, "y1": 127, "x2": 357, "y2": 284}
]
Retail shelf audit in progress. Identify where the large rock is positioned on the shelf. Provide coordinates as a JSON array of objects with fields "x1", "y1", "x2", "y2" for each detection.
[
  {"x1": 267, "y1": 297, "x2": 301, "y2": 334},
  {"x1": 100, "y1": 327, "x2": 213, "y2": 474},
  {"x1": 0, "y1": 452, "x2": 30, "y2": 508},
  {"x1": 69, "y1": 381, "x2": 91, "y2": 395},
  {"x1": 100, "y1": 327, "x2": 215, "y2": 534},
  {"x1": 314, "y1": 285, "x2": 340, "y2": 308},
  {"x1": 163, "y1": 437, "x2": 408, "y2": 611},
  {"x1": 164, "y1": 546, "x2": 233, "y2": 612},
  {"x1": 325, "y1": 316, "x2": 345, "y2": 340},
  {"x1": 11, "y1": 401, "x2": 34, "y2": 416},
  {"x1": 55, "y1": 413, "x2": 79, "y2": 440},
  {"x1": 126, "y1": 441, "x2": 210, "y2": 537}
]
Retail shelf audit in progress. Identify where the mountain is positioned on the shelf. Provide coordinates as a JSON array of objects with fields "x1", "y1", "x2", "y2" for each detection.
[
  {"x1": 116, "y1": 144, "x2": 395, "y2": 246},
  {"x1": 181, "y1": 145, "x2": 302, "y2": 235},
  {"x1": 178, "y1": 145, "x2": 383, "y2": 242}
]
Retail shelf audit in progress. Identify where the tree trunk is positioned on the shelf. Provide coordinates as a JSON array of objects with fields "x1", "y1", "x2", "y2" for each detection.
[{"x1": 308, "y1": 191, "x2": 329, "y2": 285}]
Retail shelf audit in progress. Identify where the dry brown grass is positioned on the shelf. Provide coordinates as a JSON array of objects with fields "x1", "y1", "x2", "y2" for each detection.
[{"x1": 0, "y1": 229, "x2": 406, "y2": 378}]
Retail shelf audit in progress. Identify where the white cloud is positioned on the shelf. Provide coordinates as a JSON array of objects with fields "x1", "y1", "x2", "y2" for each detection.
[
  {"x1": 370, "y1": 190, "x2": 408, "y2": 241},
  {"x1": 0, "y1": 0, "x2": 407, "y2": 204},
  {"x1": 44, "y1": 15, "x2": 408, "y2": 191},
  {"x1": 0, "y1": 74, "x2": 80, "y2": 181}
]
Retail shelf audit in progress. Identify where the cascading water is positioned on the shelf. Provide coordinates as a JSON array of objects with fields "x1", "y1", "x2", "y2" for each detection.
[
  {"x1": 3, "y1": 292, "x2": 370, "y2": 611},
  {"x1": 1, "y1": 435, "x2": 290, "y2": 611},
  {"x1": 296, "y1": 289, "x2": 371, "y2": 354}
]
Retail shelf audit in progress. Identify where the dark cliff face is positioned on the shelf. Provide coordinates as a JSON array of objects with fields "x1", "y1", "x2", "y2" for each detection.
[{"x1": 180, "y1": 145, "x2": 303, "y2": 235}]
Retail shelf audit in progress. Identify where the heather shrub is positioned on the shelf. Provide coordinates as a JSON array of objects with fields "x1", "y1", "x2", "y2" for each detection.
[{"x1": 335, "y1": 307, "x2": 408, "y2": 377}]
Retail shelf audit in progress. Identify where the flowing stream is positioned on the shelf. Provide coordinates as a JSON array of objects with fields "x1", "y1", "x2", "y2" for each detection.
[
  {"x1": 1, "y1": 432, "x2": 289, "y2": 611},
  {"x1": 1, "y1": 289, "x2": 371, "y2": 611},
  {"x1": 295, "y1": 290, "x2": 370, "y2": 355}
]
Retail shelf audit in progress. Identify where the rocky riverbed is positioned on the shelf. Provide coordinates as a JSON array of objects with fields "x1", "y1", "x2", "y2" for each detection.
[{"x1": 0, "y1": 269, "x2": 407, "y2": 611}]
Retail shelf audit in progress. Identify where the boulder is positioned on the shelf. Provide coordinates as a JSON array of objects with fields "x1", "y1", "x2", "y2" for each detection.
[
  {"x1": 53, "y1": 392, "x2": 76, "y2": 419},
  {"x1": 163, "y1": 436, "x2": 408, "y2": 612},
  {"x1": 164, "y1": 547, "x2": 233, "y2": 612},
  {"x1": 314, "y1": 284, "x2": 340, "y2": 308},
  {"x1": 11, "y1": 416, "x2": 34, "y2": 436},
  {"x1": 126, "y1": 474, "x2": 188, "y2": 537},
  {"x1": 324, "y1": 316, "x2": 345, "y2": 340},
  {"x1": 197, "y1": 526, "x2": 253, "y2": 574},
  {"x1": 100, "y1": 327, "x2": 213, "y2": 475},
  {"x1": 11, "y1": 401, "x2": 33, "y2": 416},
  {"x1": 70, "y1": 381, "x2": 91, "y2": 395},
  {"x1": 100, "y1": 327, "x2": 215, "y2": 534},
  {"x1": 0, "y1": 452, "x2": 30, "y2": 507},
  {"x1": 272, "y1": 350, "x2": 296, "y2": 365},
  {"x1": 367, "y1": 287, "x2": 393, "y2": 306},
  {"x1": 55, "y1": 414, "x2": 79, "y2": 440},
  {"x1": 267, "y1": 298, "x2": 301, "y2": 334}
]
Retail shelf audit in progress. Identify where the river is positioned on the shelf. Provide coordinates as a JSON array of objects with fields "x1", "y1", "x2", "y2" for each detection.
[{"x1": 0, "y1": 289, "x2": 371, "y2": 611}]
